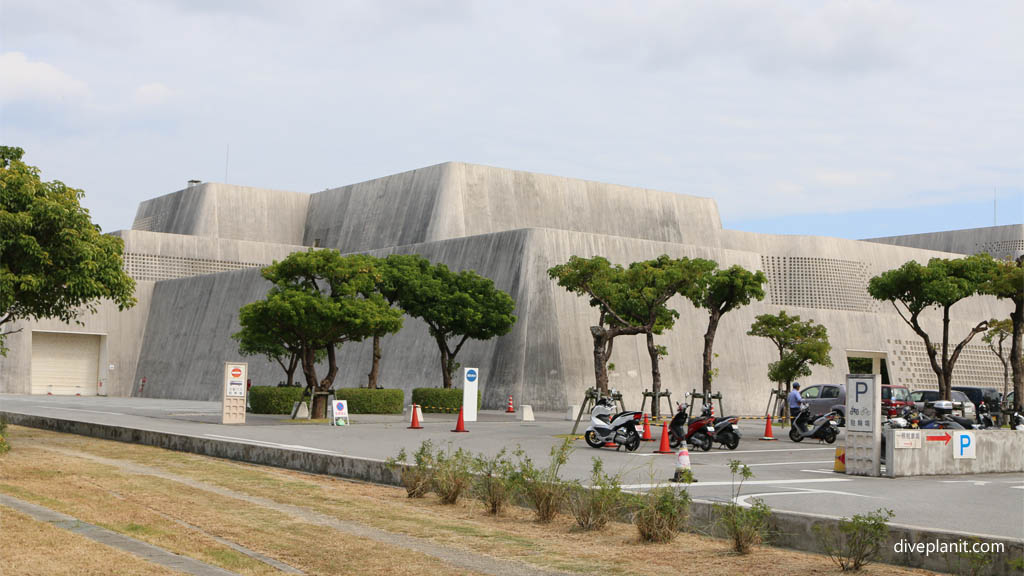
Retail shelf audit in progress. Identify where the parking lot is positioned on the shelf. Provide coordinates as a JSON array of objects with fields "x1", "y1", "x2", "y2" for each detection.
[{"x1": 2, "y1": 394, "x2": 1022, "y2": 540}]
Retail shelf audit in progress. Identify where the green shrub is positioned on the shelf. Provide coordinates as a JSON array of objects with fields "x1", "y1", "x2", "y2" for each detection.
[
  {"x1": 633, "y1": 486, "x2": 690, "y2": 542},
  {"x1": 412, "y1": 388, "x2": 481, "y2": 413},
  {"x1": 471, "y1": 449, "x2": 519, "y2": 515},
  {"x1": 714, "y1": 460, "x2": 771, "y2": 554},
  {"x1": 248, "y1": 386, "x2": 306, "y2": 414},
  {"x1": 432, "y1": 445, "x2": 473, "y2": 505},
  {"x1": 566, "y1": 459, "x2": 624, "y2": 531},
  {"x1": 0, "y1": 415, "x2": 9, "y2": 455},
  {"x1": 388, "y1": 441, "x2": 435, "y2": 498},
  {"x1": 516, "y1": 439, "x2": 572, "y2": 523},
  {"x1": 332, "y1": 388, "x2": 403, "y2": 414},
  {"x1": 815, "y1": 508, "x2": 894, "y2": 571}
]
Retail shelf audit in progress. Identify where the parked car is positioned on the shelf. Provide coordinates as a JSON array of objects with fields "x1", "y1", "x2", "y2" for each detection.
[
  {"x1": 798, "y1": 383, "x2": 845, "y2": 420},
  {"x1": 1002, "y1": 391, "x2": 1017, "y2": 415},
  {"x1": 911, "y1": 389, "x2": 975, "y2": 419},
  {"x1": 951, "y1": 386, "x2": 1001, "y2": 416},
  {"x1": 881, "y1": 384, "x2": 913, "y2": 417}
]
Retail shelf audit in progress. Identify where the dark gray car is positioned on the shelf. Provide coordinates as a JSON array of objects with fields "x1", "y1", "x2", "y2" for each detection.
[{"x1": 799, "y1": 384, "x2": 846, "y2": 421}]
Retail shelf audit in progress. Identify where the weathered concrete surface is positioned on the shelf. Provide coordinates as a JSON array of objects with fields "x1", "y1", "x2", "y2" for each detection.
[
  {"x1": 864, "y1": 224, "x2": 1024, "y2": 260},
  {"x1": 115, "y1": 229, "x2": 304, "y2": 265},
  {"x1": 886, "y1": 428, "x2": 1024, "y2": 477}
]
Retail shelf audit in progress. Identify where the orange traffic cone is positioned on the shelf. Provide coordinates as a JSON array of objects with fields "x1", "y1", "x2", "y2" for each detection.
[
  {"x1": 655, "y1": 422, "x2": 673, "y2": 454},
  {"x1": 641, "y1": 414, "x2": 654, "y2": 441},
  {"x1": 506, "y1": 395, "x2": 515, "y2": 413},
  {"x1": 759, "y1": 415, "x2": 776, "y2": 441},
  {"x1": 451, "y1": 407, "x2": 468, "y2": 433},
  {"x1": 408, "y1": 404, "x2": 423, "y2": 429}
]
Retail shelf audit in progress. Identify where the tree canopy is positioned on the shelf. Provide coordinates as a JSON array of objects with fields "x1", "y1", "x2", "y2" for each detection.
[
  {"x1": 748, "y1": 311, "x2": 833, "y2": 405},
  {"x1": 981, "y1": 255, "x2": 1024, "y2": 408},
  {"x1": 686, "y1": 264, "x2": 766, "y2": 397},
  {"x1": 868, "y1": 254, "x2": 998, "y2": 399},
  {"x1": 0, "y1": 146, "x2": 136, "y2": 354}
]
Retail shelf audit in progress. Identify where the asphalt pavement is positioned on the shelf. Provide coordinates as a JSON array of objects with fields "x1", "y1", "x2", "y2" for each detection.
[{"x1": 2, "y1": 394, "x2": 1022, "y2": 540}]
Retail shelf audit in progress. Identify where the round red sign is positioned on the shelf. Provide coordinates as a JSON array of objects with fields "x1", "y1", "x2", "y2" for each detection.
[{"x1": 231, "y1": 367, "x2": 242, "y2": 378}]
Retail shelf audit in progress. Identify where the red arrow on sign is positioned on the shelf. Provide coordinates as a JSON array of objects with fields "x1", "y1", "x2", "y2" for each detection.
[{"x1": 926, "y1": 431, "x2": 952, "y2": 445}]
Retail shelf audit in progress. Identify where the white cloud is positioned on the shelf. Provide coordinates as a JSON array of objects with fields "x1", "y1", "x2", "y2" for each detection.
[
  {"x1": 0, "y1": 51, "x2": 89, "y2": 103},
  {"x1": 132, "y1": 82, "x2": 176, "y2": 107}
]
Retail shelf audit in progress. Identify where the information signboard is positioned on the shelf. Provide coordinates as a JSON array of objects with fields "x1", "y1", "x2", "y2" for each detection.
[
  {"x1": 462, "y1": 367, "x2": 479, "y2": 422},
  {"x1": 221, "y1": 362, "x2": 248, "y2": 424}
]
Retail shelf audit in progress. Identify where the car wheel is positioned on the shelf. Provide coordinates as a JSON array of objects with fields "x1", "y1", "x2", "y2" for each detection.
[
  {"x1": 789, "y1": 428, "x2": 803, "y2": 442},
  {"x1": 584, "y1": 430, "x2": 603, "y2": 448}
]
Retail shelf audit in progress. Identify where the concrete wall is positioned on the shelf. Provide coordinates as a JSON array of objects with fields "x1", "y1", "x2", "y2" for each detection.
[
  {"x1": 885, "y1": 428, "x2": 1024, "y2": 477},
  {"x1": 863, "y1": 224, "x2": 1024, "y2": 260},
  {"x1": 116, "y1": 230, "x2": 304, "y2": 264},
  {"x1": 132, "y1": 183, "x2": 310, "y2": 246}
]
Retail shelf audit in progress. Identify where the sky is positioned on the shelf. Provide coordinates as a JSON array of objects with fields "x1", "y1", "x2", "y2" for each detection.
[{"x1": 1, "y1": 0, "x2": 1021, "y2": 239}]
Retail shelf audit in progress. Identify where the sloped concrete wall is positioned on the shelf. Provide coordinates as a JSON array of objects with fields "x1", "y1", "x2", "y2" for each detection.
[{"x1": 863, "y1": 224, "x2": 1024, "y2": 259}]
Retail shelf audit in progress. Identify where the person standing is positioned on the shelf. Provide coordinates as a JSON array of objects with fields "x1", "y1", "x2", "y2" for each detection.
[{"x1": 787, "y1": 382, "x2": 803, "y2": 424}]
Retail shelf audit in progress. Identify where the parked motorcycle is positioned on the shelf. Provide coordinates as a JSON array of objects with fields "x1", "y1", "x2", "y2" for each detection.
[
  {"x1": 789, "y1": 403, "x2": 839, "y2": 443},
  {"x1": 976, "y1": 401, "x2": 995, "y2": 429},
  {"x1": 708, "y1": 406, "x2": 742, "y2": 450},
  {"x1": 583, "y1": 397, "x2": 643, "y2": 451},
  {"x1": 667, "y1": 396, "x2": 715, "y2": 452},
  {"x1": 1011, "y1": 409, "x2": 1024, "y2": 431}
]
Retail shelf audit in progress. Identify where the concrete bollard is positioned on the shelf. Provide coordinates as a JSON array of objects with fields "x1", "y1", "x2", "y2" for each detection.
[
  {"x1": 408, "y1": 404, "x2": 423, "y2": 425},
  {"x1": 519, "y1": 405, "x2": 535, "y2": 422},
  {"x1": 566, "y1": 405, "x2": 580, "y2": 421},
  {"x1": 291, "y1": 401, "x2": 310, "y2": 419}
]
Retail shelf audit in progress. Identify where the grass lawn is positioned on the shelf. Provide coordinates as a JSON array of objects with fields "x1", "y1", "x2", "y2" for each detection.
[{"x1": 0, "y1": 425, "x2": 934, "y2": 575}]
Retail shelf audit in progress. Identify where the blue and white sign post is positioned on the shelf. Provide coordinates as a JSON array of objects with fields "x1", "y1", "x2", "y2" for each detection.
[
  {"x1": 954, "y1": 431, "x2": 976, "y2": 459},
  {"x1": 463, "y1": 367, "x2": 479, "y2": 422},
  {"x1": 844, "y1": 373, "x2": 881, "y2": 476}
]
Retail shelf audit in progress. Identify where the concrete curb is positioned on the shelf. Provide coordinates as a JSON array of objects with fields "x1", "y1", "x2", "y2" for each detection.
[{"x1": 5, "y1": 411, "x2": 1022, "y2": 575}]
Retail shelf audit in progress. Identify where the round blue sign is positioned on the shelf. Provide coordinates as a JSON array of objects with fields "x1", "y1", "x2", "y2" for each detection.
[{"x1": 466, "y1": 369, "x2": 478, "y2": 382}]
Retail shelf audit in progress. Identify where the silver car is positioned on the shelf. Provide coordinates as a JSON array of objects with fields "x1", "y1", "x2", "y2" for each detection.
[{"x1": 910, "y1": 389, "x2": 975, "y2": 419}]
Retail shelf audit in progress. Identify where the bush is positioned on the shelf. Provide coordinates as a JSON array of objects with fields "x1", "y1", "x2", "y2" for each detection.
[
  {"x1": 815, "y1": 508, "x2": 894, "y2": 571},
  {"x1": 471, "y1": 449, "x2": 518, "y2": 515},
  {"x1": 566, "y1": 459, "x2": 624, "y2": 531},
  {"x1": 0, "y1": 415, "x2": 9, "y2": 455},
  {"x1": 388, "y1": 441, "x2": 435, "y2": 498},
  {"x1": 432, "y1": 446, "x2": 473, "y2": 505},
  {"x1": 412, "y1": 388, "x2": 481, "y2": 413},
  {"x1": 633, "y1": 486, "x2": 690, "y2": 542},
  {"x1": 249, "y1": 386, "x2": 305, "y2": 414},
  {"x1": 714, "y1": 460, "x2": 771, "y2": 554},
  {"x1": 516, "y1": 439, "x2": 572, "y2": 523},
  {"x1": 332, "y1": 388, "x2": 403, "y2": 414}
]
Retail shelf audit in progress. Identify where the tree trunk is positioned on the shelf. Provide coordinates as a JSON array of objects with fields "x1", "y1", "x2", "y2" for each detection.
[
  {"x1": 367, "y1": 334, "x2": 381, "y2": 389},
  {"x1": 646, "y1": 332, "x2": 662, "y2": 418},
  {"x1": 702, "y1": 311, "x2": 720, "y2": 398},
  {"x1": 285, "y1": 352, "x2": 298, "y2": 387},
  {"x1": 1012, "y1": 296, "x2": 1023, "y2": 411},
  {"x1": 590, "y1": 326, "x2": 610, "y2": 396}
]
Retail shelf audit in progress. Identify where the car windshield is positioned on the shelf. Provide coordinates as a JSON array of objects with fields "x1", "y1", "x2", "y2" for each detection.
[{"x1": 883, "y1": 387, "x2": 910, "y2": 401}]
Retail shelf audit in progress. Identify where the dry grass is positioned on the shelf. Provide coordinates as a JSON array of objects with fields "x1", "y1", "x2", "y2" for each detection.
[
  {"x1": 1, "y1": 425, "x2": 937, "y2": 576},
  {"x1": 0, "y1": 507, "x2": 179, "y2": 576}
]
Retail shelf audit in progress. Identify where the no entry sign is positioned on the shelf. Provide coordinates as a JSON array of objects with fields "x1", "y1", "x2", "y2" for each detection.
[{"x1": 231, "y1": 367, "x2": 242, "y2": 378}]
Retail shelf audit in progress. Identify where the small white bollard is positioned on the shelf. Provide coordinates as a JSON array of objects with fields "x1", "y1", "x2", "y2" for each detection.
[
  {"x1": 291, "y1": 401, "x2": 310, "y2": 419},
  {"x1": 566, "y1": 405, "x2": 580, "y2": 421},
  {"x1": 519, "y1": 405, "x2": 535, "y2": 422},
  {"x1": 408, "y1": 404, "x2": 424, "y2": 424}
]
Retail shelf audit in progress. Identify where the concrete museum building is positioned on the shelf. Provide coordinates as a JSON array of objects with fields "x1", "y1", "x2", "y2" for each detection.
[{"x1": 1, "y1": 162, "x2": 1021, "y2": 415}]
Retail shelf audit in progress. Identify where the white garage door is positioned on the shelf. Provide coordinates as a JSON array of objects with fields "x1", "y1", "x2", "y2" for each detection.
[{"x1": 31, "y1": 332, "x2": 101, "y2": 396}]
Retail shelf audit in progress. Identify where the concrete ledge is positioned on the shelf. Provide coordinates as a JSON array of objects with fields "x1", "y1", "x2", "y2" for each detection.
[
  {"x1": 886, "y1": 428, "x2": 1024, "y2": 477},
  {"x1": 6, "y1": 411, "x2": 1022, "y2": 575}
]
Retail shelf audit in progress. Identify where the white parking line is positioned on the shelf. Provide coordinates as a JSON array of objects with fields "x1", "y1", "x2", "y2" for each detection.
[
  {"x1": 800, "y1": 469, "x2": 840, "y2": 474},
  {"x1": 630, "y1": 446, "x2": 836, "y2": 457},
  {"x1": 748, "y1": 460, "x2": 833, "y2": 467},
  {"x1": 28, "y1": 406, "x2": 124, "y2": 416},
  {"x1": 621, "y1": 478, "x2": 851, "y2": 490},
  {"x1": 734, "y1": 487, "x2": 870, "y2": 507}
]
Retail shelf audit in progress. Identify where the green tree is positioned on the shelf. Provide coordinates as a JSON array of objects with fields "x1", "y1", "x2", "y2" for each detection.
[
  {"x1": 233, "y1": 303, "x2": 301, "y2": 387},
  {"x1": 868, "y1": 255, "x2": 998, "y2": 400},
  {"x1": 981, "y1": 255, "x2": 1024, "y2": 409},
  {"x1": 748, "y1": 311, "x2": 833, "y2": 420},
  {"x1": 686, "y1": 265, "x2": 766, "y2": 397},
  {"x1": 236, "y1": 251, "x2": 403, "y2": 417},
  {"x1": 396, "y1": 261, "x2": 516, "y2": 388},
  {"x1": 0, "y1": 146, "x2": 136, "y2": 354},
  {"x1": 982, "y1": 318, "x2": 1013, "y2": 401},
  {"x1": 360, "y1": 254, "x2": 430, "y2": 390}
]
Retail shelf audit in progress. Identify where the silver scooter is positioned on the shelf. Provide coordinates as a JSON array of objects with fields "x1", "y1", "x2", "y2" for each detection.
[
  {"x1": 789, "y1": 402, "x2": 839, "y2": 443},
  {"x1": 583, "y1": 396, "x2": 642, "y2": 451}
]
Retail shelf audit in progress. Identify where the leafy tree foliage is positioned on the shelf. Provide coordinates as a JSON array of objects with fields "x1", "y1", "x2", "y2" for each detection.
[
  {"x1": 982, "y1": 318, "x2": 1013, "y2": 400},
  {"x1": 235, "y1": 251, "x2": 402, "y2": 417},
  {"x1": 748, "y1": 311, "x2": 833, "y2": 419},
  {"x1": 686, "y1": 265, "x2": 766, "y2": 397},
  {"x1": 868, "y1": 255, "x2": 998, "y2": 400},
  {"x1": 0, "y1": 146, "x2": 135, "y2": 354},
  {"x1": 981, "y1": 256, "x2": 1024, "y2": 409},
  {"x1": 395, "y1": 260, "x2": 517, "y2": 388}
]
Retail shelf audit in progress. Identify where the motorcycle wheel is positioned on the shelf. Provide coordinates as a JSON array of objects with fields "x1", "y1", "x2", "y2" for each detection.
[
  {"x1": 624, "y1": 431, "x2": 641, "y2": 452},
  {"x1": 668, "y1": 430, "x2": 682, "y2": 449},
  {"x1": 584, "y1": 430, "x2": 604, "y2": 448},
  {"x1": 692, "y1": 432, "x2": 712, "y2": 452},
  {"x1": 789, "y1": 428, "x2": 803, "y2": 442},
  {"x1": 722, "y1": 431, "x2": 740, "y2": 450},
  {"x1": 824, "y1": 428, "x2": 837, "y2": 444}
]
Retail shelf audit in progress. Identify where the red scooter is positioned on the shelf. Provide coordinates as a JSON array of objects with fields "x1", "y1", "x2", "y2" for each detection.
[{"x1": 667, "y1": 396, "x2": 716, "y2": 452}]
